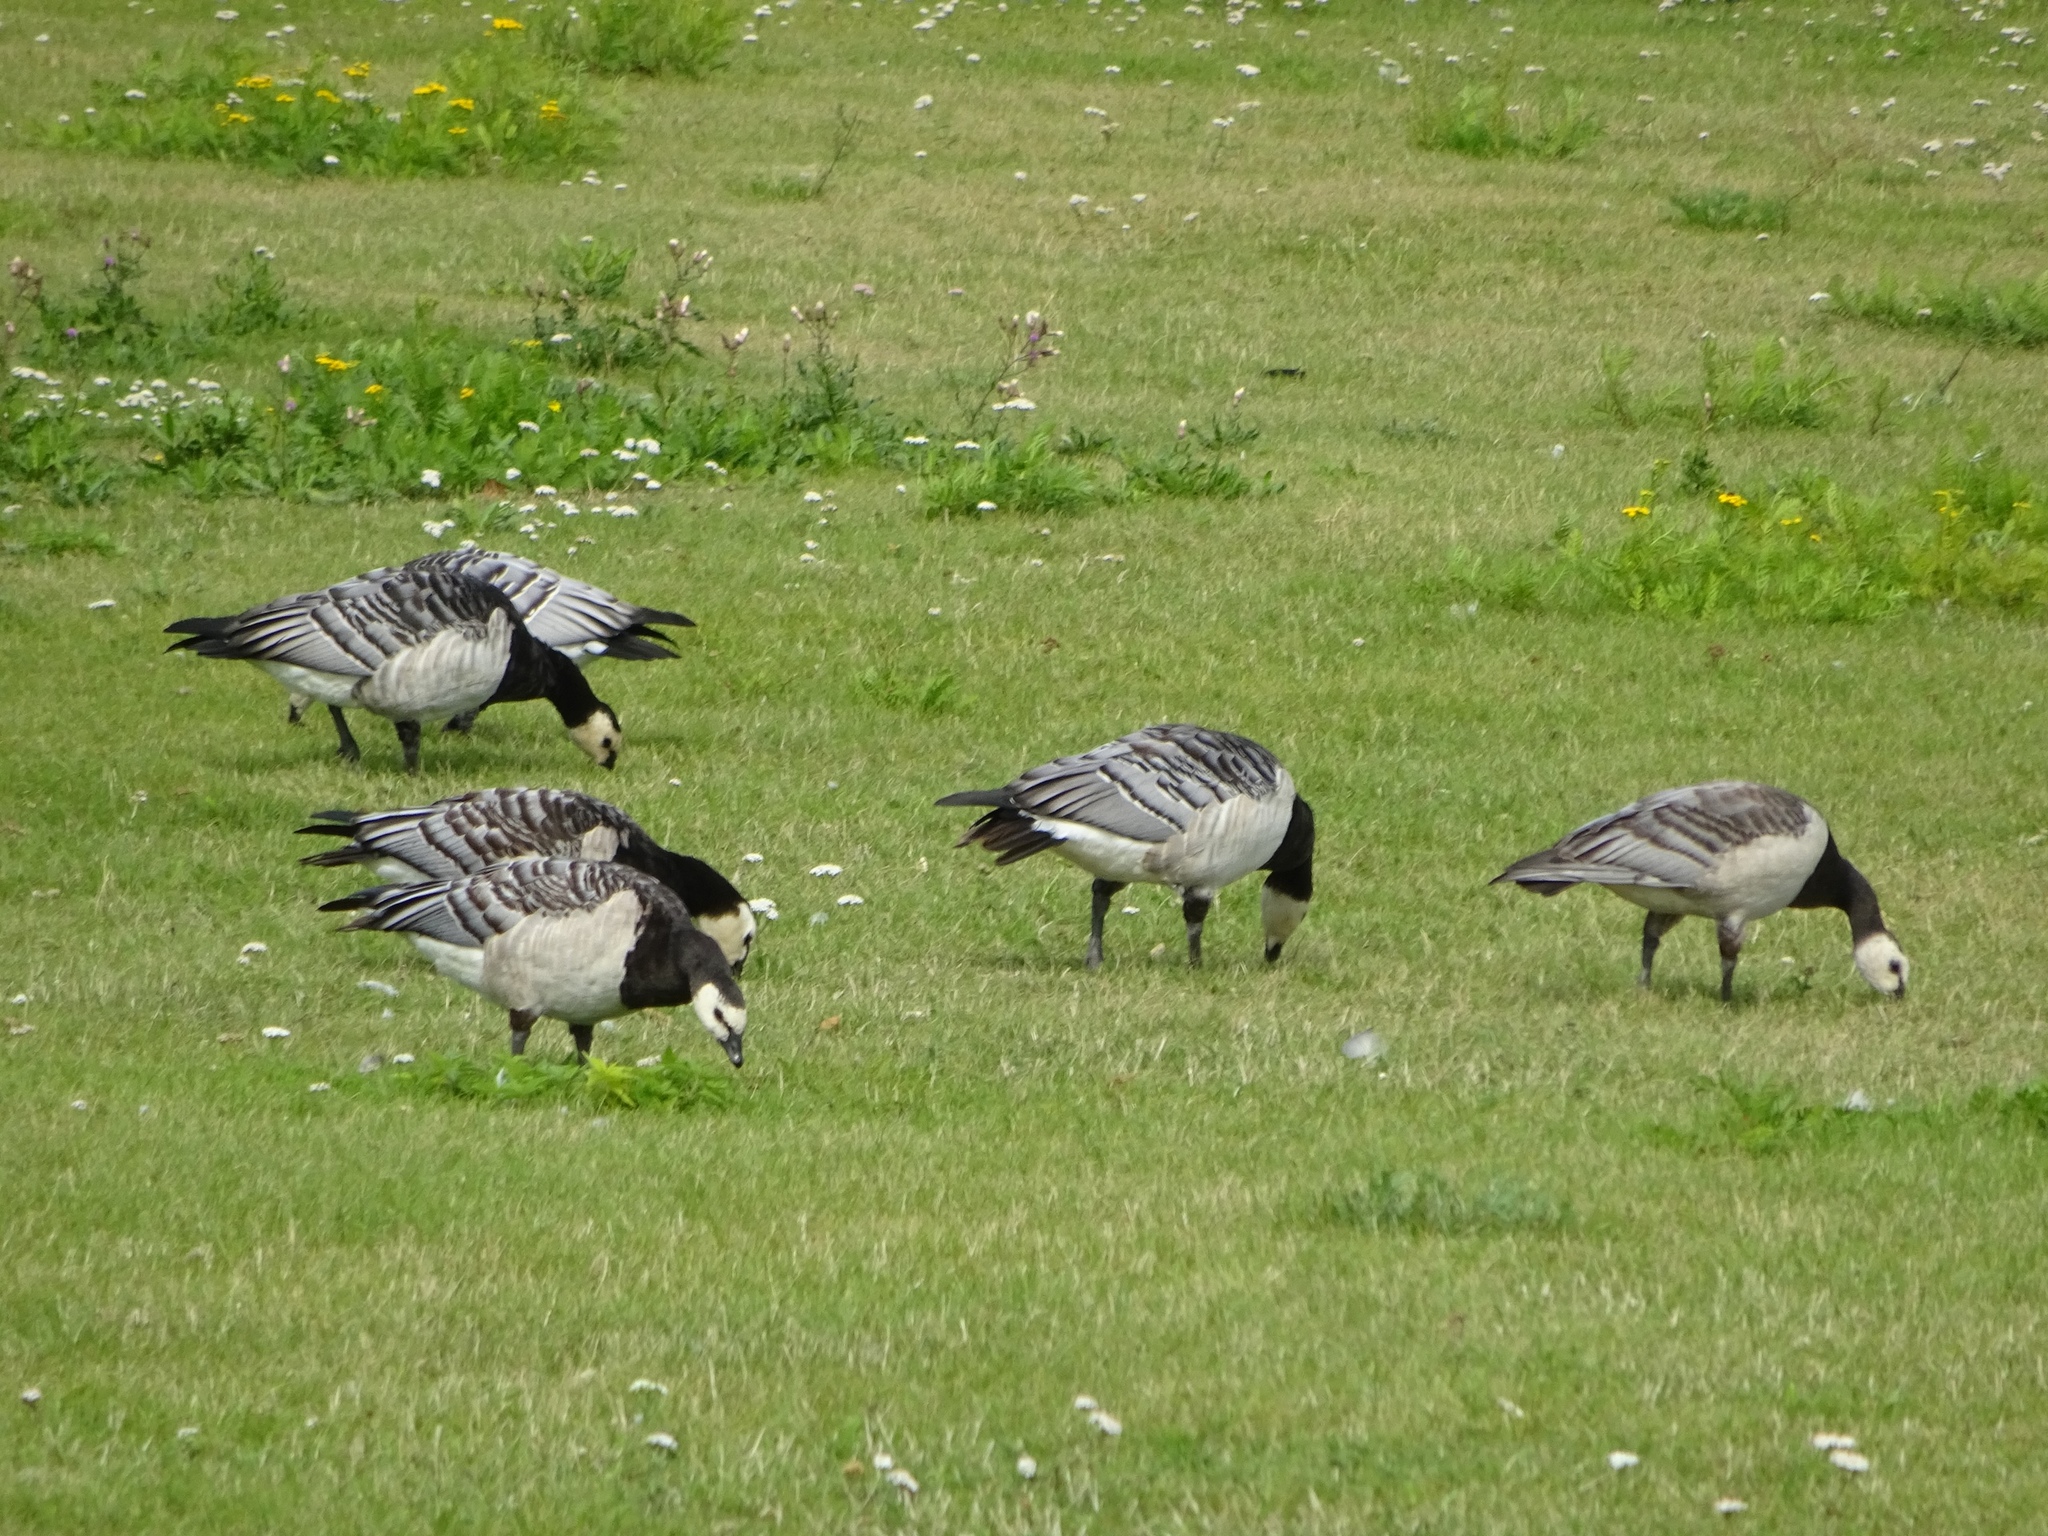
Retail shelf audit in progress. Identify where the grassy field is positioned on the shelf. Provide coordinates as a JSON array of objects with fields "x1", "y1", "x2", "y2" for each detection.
[{"x1": 5, "y1": 0, "x2": 2048, "y2": 1529}]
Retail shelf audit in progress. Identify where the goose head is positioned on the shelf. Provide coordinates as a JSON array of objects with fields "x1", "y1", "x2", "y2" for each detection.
[
  {"x1": 1853, "y1": 931, "x2": 1909, "y2": 999},
  {"x1": 566, "y1": 704, "x2": 623, "y2": 770},
  {"x1": 674, "y1": 928, "x2": 748, "y2": 1066},
  {"x1": 1260, "y1": 795, "x2": 1316, "y2": 963}
]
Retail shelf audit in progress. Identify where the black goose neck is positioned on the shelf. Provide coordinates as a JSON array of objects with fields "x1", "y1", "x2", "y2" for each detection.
[
  {"x1": 628, "y1": 842, "x2": 745, "y2": 918},
  {"x1": 1262, "y1": 796, "x2": 1316, "y2": 899},
  {"x1": 1791, "y1": 835, "x2": 1888, "y2": 941}
]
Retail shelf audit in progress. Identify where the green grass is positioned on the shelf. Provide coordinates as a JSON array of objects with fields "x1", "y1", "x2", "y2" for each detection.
[{"x1": 5, "y1": 0, "x2": 2048, "y2": 1529}]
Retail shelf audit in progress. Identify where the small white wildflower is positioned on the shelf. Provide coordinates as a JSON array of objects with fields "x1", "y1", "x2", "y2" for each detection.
[
  {"x1": 307, "y1": 1082, "x2": 331, "y2": 1093},
  {"x1": 215, "y1": 8, "x2": 240, "y2": 17},
  {"x1": 913, "y1": 93, "x2": 934, "y2": 109},
  {"x1": 1829, "y1": 1449, "x2": 1870, "y2": 1473},
  {"x1": 1551, "y1": 443, "x2": 1565, "y2": 459},
  {"x1": 1236, "y1": 62, "x2": 1260, "y2": 75},
  {"x1": 87, "y1": 599, "x2": 116, "y2": 611},
  {"x1": 837, "y1": 894, "x2": 865, "y2": 907},
  {"x1": 629, "y1": 1379, "x2": 669, "y2": 1395},
  {"x1": 1088, "y1": 1410, "x2": 1122, "y2": 1436},
  {"x1": 743, "y1": 853, "x2": 765, "y2": 863},
  {"x1": 358, "y1": 980, "x2": 398, "y2": 998},
  {"x1": 645, "y1": 1432, "x2": 678, "y2": 1452},
  {"x1": 1608, "y1": 1450, "x2": 1640, "y2": 1470},
  {"x1": 240, "y1": 942, "x2": 268, "y2": 956},
  {"x1": 419, "y1": 468, "x2": 443, "y2": 489},
  {"x1": 1714, "y1": 1498, "x2": 1748, "y2": 1515},
  {"x1": 885, "y1": 1468, "x2": 919, "y2": 1493},
  {"x1": 1811, "y1": 1433, "x2": 1857, "y2": 1450},
  {"x1": 20, "y1": 1389, "x2": 42, "y2": 1406},
  {"x1": 1073, "y1": 1395, "x2": 1099, "y2": 1412},
  {"x1": 872, "y1": 1452, "x2": 894, "y2": 1471},
  {"x1": 392, "y1": 1053, "x2": 415, "y2": 1065},
  {"x1": 1497, "y1": 1398, "x2": 1525, "y2": 1419},
  {"x1": 1341, "y1": 1030, "x2": 1385, "y2": 1062},
  {"x1": 262, "y1": 1026, "x2": 291, "y2": 1039},
  {"x1": 954, "y1": 439, "x2": 981, "y2": 451},
  {"x1": 1840, "y1": 1090, "x2": 1874, "y2": 1112},
  {"x1": 1016, "y1": 1453, "x2": 1037, "y2": 1478},
  {"x1": 1809, "y1": 292, "x2": 1831, "y2": 303},
  {"x1": 177, "y1": 1426, "x2": 199, "y2": 1439},
  {"x1": 322, "y1": 154, "x2": 339, "y2": 166},
  {"x1": 809, "y1": 864, "x2": 843, "y2": 877}
]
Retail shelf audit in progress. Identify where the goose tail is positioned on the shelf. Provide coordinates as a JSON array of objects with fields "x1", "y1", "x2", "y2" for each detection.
[
  {"x1": 1492, "y1": 851, "x2": 1620, "y2": 894},
  {"x1": 317, "y1": 884, "x2": 401, "y2": 915}
]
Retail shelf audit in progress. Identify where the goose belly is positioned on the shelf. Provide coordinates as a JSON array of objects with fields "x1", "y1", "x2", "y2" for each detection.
[
  {"x1": 410, "y1": 935, "x2": 486, "y2": 992},
  {"x1": 256, "y1": 660, "x2": 359, "y2": 708},
  {"x1": 1148, "y1": 792, "x2": 1293, "y2": 892},
  {"x1": 1611, "y1": 820, "x2": 1828, "y2": 922},
  {"x1": 475, "y1": 894, "x2": 639, "y2": 1024},
  {"x1": 1044, "y1": 791, "x2": 1292, "y2": 894},
  {"x1": 353, "y1": 621, "x2": 510, "y2": 722}
]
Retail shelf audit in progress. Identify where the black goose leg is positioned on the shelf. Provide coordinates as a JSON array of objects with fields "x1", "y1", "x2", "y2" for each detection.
[
  {"x1": 395, "y1": 719, "x2": 422, "y2": 775},
  {"x1": 1639, "y1": 912, "x2": 1682, "y2": 989},
  {"x1": 1716, "y1": 918, "x2": 1747, "y2": 1004},
  {"x1": 442, "y1": 710, "x2": 479, "y2": 735},
  {"x1": 1087, "y1": 879, "x2": 1126, "y2": 970},
  {"x1": 569, "y1": 1025, "x2": 594, "y2": 1063},
  {"x1": 1183, "y1": 892, "x2": 1214, "y2": 968},
  {"x1": 287, "y1": 698, "x2": 306, "y2": 725},
  {"x1": 328, "y1": 706, "x2": 361, "y2": 764},
  {"x1": 508, "y1": 1008, "x2": 537, "y2": 1056}
]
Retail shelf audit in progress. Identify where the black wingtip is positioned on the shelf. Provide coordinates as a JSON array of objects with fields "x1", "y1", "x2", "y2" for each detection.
[
  {"x1": 935, "y1": 788, "x2": 1012, "y2": 809},
  {"x1": 633, "y1": 607, "x2": 695, "y2": 629},
  {"x1": 317, "y1": 886, "x2": 394, "y2": 913}
]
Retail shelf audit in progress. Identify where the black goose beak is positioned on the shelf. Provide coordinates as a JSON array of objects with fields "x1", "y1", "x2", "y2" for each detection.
[{"x1": 723, "y1": 1035, "x2": 745, "y2": 1068}]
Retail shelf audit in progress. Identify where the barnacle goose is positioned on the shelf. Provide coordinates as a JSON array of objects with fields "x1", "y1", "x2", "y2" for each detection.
[
  {"x1": 295, "y1": 788, "x2": 756, "y2": 971},
  {"x1": 937, "y1": 724, "x2": 1315, "y2": 967},
  {"x1": 1493, "y1": 780, "x2": 1908, "y2": 1002},
  {"x1": 321, "y1": 857, "x2": 746, "y2": 1064},
  {"x1": 166, "y1": 567, "x2": 624, "y2": 774}
]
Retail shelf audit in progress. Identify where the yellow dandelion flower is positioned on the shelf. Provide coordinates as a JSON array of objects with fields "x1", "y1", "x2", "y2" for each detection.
[
  {"x1": 274, "y1": 93, "x2": 297, "y2": 103},
  {"x1": 343, "y1": 62, "x2": 372, "y2": 79},
  {"x1": 522, "y1": 339, "x2": 543, "y2": 348},
  {"x1": 448, "y1": 125, "x2": 468, "y2": 135},
  {"x1": 1622, "y1": 504, "x2": 1651, "y2": 520},
  {"x1": 223, "y1": 111, "x2": 254, "y2": 124},
  {"x1": 236, "y1": 75, "x2": 274, "y2": 89},
  {"x1": 413, "y1": 81, "x2": 448, "y2": 97},
  {"x1": 450, "y1": 98, "x2": 476, "y2": 111},
  {"x1": 493, "y1": 16, "x2": 525, "y2": 28},
  {"x1": 459, "y1": 386, "x2": 477, "y2": 399},
  {"x1": 1808, "y1": 533, "x2": 1822, "y2": 543},
  {"x1": 315, "y1": 88, "x2": 341, "y2": 104},
  {"x1": 539, "y1": 100, "x2": 566, "y2": 121},
  {"x1": 1716, "y1": 491, "x2": 1747, "y2": 507},
  {"x1": 314, "y1": 353, "x2": 358, "y2": 372},
  {"x1": 548, "y1": 400, "x2": 563, "y2": 412},
  {"x1": 1779, "y1": 516, "x2": 1803, "y2": 528},
  {"x1": 364, "y1": 383, "x2": 385, "y2": 396}
]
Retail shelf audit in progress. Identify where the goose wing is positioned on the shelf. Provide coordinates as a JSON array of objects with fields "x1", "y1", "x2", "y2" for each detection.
[
  {"x1": 322, "y1": 857, "x2": 655, "y2": 946},
  {"x1": 167, "y1": 569, "x2": 507, "y2": 674},
  {"x1": 1002, "y1": 724, "x2": 1287, "y2": 840},
  {"x1": 404, "y1": 549, "x2": 691, "y2": 655},
  {"x1": 298, "y1": 788, "x2": 636, "y2": 877},
  {"x1": 1496, "y1": 781, "x2": 1814, "y2": 890}
]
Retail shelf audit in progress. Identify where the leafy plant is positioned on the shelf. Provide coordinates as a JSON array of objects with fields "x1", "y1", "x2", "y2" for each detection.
[
  {"x1": 203, "y1": 248, "x2": 309, "y2": 336},
  {"x1": 856, "y1": 667, "x2": 961, "y2": 714},
  {"x1": 1831, "y1": 271, "x2": 2048, "y2": 349},
  {"x1": 535, "y1": 0, "x2": 737, "y2": 78},
  {"x1": 1319, "y1": 1169, "x2": 1565, "y2": 1235},
  {"x1": 916, "y1": 429, "x2": 1106, "y2": 517},
  {"x1": 1411, "y1": 81, "x2": 1601, "y2": 160},
  {"x1": 56, "y1": 40, "x2": 613, "y2": 179},
  {"x1": 401, "y1": 1049, "x2": 734, "y2": 1112},
  {"x1": 1670, "y1": 187, "x2": 1790, "y2": 233}
]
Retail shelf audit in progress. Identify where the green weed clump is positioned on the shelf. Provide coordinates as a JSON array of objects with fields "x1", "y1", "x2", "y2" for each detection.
[
  {"x1": 1597, "y1": 337, "x2": 1843, "y2": 432},
  {"x1": 536, "y1": 0, "x2": 738, "y2": 78},
  {"x1": 915, "y1": 429, "x2": 1108, "y2": 517},
  {"x1": 397, "y1": 1049, "x2": 734, "y2": 1112},
  {"x1": 55, "y1": 37, "x2": 611, "y2": 178},
  {"x1": 1670, "y1": 187, "x2": 1791, "y2": 233},
  {"x1": 1830, "y1": 272, "x2": 2048, "y2": 349},
  {"x1": 1319, "y1": 1170, "x2": 1566, "y2": 1236},
  {"x1": 1410, "y1": 82, "x2": 1601, "y2": 160},
  {"x1": 1447, "y1": 447, "x2": 2045, "y2": 622}
]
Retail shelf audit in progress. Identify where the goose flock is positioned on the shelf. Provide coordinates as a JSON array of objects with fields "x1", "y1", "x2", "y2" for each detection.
[{"x1": 169, "y1": 549, "x2": 1910, "y2": 1066}]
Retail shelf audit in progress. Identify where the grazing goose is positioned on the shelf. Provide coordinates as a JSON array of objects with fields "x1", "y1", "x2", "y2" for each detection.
[
  {"x1": 295, "y1": 787, "x2": 756, "y2": 971},
  {"x1": 937, "y1": 723, "x2": 1315, "y2": 967},
  {"x1": 166, "y1": 567, "x2": 623, "y2": 774},
  {"x1": 1493, "y1": 781, "x2": 1908, "y2": 1002},
  {"x1": 320, "y1": 857, "x2": 746, "y2": 1064}
]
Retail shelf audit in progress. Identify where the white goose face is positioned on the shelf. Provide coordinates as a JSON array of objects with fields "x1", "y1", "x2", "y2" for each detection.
[
  {"x1": 691, "y1": 981, "x2": 747, "y2": 1066},
  {"x1": 694, "y1": 907, "x2": 758, "y2": 974},
  {"x1": 1261, "y1": 886, "x2": 1311, "y2": 961},
  {"x1": 567, "y1": 708, "x2": 623, "y2": 769},
  {"x1": 1853, "y1": 932, "x2": 1909, "y2": 998}
]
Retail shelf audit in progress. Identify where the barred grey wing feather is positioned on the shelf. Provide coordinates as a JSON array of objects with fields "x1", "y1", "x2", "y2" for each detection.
[
  {"x1": 1513, "y1": 782, "x2": 1815, "y2": 889},
  {"x1": 403, "y1": 550, "x2": 685, "y2": 651}
]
